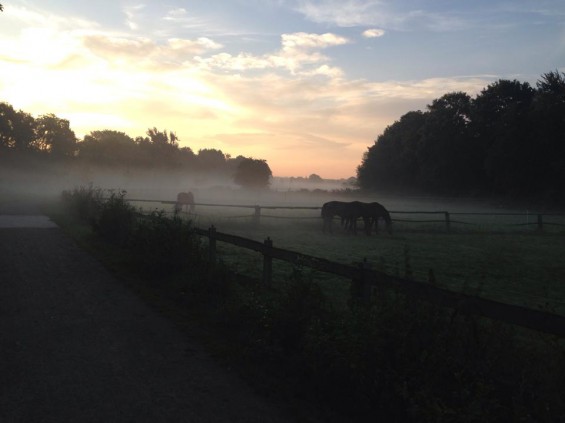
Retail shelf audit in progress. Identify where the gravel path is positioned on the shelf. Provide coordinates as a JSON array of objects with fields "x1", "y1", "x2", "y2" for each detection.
[{"x1": 0, "y1": 214, "x2": 292, "y2": 422}]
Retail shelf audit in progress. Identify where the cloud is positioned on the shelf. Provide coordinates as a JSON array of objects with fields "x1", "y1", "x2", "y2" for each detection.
[
  {"x1": 0, "y1": 2, "x2": 501, "y2": 178},
  {"x1": 362, "y1": 28, "x2": 385, "y2": 38},
  {"x1": 124, "y1": 4, "x2": 146, "y2": 31},
  {"x1": 295, "y1": 0, "x2": 383, "y2": 27},
  {"x1": 294, "y1": 0, "x2": 470, "y2": 31},
  {"x1": 80, "y1": 33, "x2": 223, "y2": 68},
  {"x1": 197, "y1": 32, "x2": 349, "y2": 75}
]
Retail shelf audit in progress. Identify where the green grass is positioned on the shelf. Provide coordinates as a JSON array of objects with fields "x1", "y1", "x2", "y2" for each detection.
[
  {"x1": 190, "y1": 217, "x2": 565, "y2": 314},
  {"x1": 42, "y1": 190, "x2": 565, "y2": 422}
]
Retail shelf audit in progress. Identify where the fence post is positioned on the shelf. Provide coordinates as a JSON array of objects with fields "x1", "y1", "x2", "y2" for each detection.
[
  {"x1": 262, "y1": 237, "x2": 273, "y2": 287},
  {"x1": 444, "y1": 212, "x2": 451, "y2": 233},
  {"x1": 208, "y1": 225, "x2": 217, "y2": 264},
  {"x1": 537, "y1": 214, "x2": 543, "y2": 232},
  {"x1": 253, "y1": 206, "x2": 261, "y2": 226}
]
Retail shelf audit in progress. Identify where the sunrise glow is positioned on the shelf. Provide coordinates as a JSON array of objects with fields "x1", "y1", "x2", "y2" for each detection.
[{"x1": 1, "y1": 1, "x2": 563, "y2": 178}]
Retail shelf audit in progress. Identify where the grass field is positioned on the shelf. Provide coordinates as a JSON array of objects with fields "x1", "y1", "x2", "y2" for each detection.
[{"x1": 127, "y1": 192, "x2": 565, "y2": 316}]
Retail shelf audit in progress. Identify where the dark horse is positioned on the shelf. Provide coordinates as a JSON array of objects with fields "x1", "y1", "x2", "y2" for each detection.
[
  {"x1": 321, "y1": 201, "x2": 352, "y2": 233},
  {"x1": 321, "y1": 201, "x2": 392, "y2": 235},
  {"x1": 174, "y1": 191, "x2": 195, "y2": 213}
]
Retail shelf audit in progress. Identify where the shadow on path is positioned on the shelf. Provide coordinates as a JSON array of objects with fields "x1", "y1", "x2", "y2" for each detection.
[{"x1": 0, "y1": 223, "x2": 290, "y2": 422}]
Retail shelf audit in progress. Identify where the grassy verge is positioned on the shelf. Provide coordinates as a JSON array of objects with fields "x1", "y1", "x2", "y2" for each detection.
[{"x1": 47, "y1": 187, "x2": 565, "y2": 422}]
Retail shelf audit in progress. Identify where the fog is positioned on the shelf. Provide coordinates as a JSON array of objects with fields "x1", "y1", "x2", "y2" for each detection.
[{"x1": 1, "y1": 156, "x2": 555, "y2": 220}]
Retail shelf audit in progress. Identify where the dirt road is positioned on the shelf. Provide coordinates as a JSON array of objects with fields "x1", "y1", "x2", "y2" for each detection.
[{"x1": 0, "y1": 213, "x2": 292, "y2": 422}]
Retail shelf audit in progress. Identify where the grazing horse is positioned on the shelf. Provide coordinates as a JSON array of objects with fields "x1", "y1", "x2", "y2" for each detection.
[
  {"x1": 175, "y1": 191, "x2": 195, "y2": 213},
  {"x1": 321, "y1": 201, "x2": 392, "y2": 235},
  {"x1": 366, "y1": 202, "x2": 393, "y2": 234},
  {"x1": 321, "y1": 201, "x2": 351, "y2": 233}
]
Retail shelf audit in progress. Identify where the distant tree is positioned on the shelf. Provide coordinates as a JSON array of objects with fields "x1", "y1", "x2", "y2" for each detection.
[
  {"x1": 472, "y1": 79, "x2": 535, "y2": 195},
  {"x1": 33, "y1": 114, "x2": 77, "y2": 157},
  {"x1": 234, "y1": 158, "x2": 272, "y2": 189},
  {"x1": 417, "y1": 92, "x2": 474, "y2": 192},
  {"x1": 78, "y1": 130, "x2": 137, "y2": 164},
  {"x1": 530, "y1": 70, "x2": 565, "y2": 198},
  {"x1": 308, "y1": 173, "x2": 323, "y2": 182},
  {"x1": 146, "y1": 127, "x2": 178, "y2": 147},
  {"x1": 0, "y1": 102, "x2": 35, "y2": 150},
  {"x1": 357, "y1": 71, "x2": 565, "y2": 201},
  {"x1": 197, "y1": 148, "x2": 226, "y2": 170},
  {"x1": 357, "y1": 110, "x2": 426, "y2": 191}
]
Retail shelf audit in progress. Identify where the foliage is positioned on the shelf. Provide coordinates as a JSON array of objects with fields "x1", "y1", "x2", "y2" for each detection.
[
  {"x1": 0, "y1": 104, "x2": 271, "y2": 178},
  {"x1": 128, "y1": 211, "x2": 203, "y2": 278},
  {"x1": 357, "y1": 70, "x2": 565, "y2": 202},
  {"x1": 58, "y1": 190, "x2": 565, "y2": 422},
  {"x1": 92, "y1": 190, "x2": 137, "y2": 247},
  {"x1": 222, "y1": 267, "x2": 565, "y2": 422},
  {"x1": 33, "y1": 113, "x2": 77, "y2": 157},
  {"x1": 61, "y1": 184, "x2": 104, "y2": 222},
  {"x1": 0, "y1": 102, "x2": 35, "y2": 150},
  {"x1": 61, "y1": 184, "x2": 205, "y2": 281},
  {"x1": 233, "y1": 158, "x2": 272, "y2": 189},
  {"x1": 78, "y1": 130, "x2": 138, "y2": 165}
]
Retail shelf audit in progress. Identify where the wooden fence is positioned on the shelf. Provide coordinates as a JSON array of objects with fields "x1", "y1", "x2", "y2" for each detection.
[
  {"x1": 191, "y1": 224, "x2": 565, "y2": 338},
  {"x1": 127, "y1": 197, "x2": 565, "y2": 233}
]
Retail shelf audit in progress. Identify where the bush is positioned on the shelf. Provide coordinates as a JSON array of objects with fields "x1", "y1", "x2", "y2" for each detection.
[
  {"x1": 128, "y1": 211, "x2": 203, "y2": 278},
  {"x1": 93, "y1": 190, "x2": 136, "y2": 246},
  {"x1": 61, "y1": 184, "x2": 103, "y2": 222}
]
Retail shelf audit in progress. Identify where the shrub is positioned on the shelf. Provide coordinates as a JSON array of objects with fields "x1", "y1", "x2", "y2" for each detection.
[
  {"x1": 92, "y1": 190, "x2": 136, "y2": 246},
  {"x1": 61, "y1": 184, "x2": 103, "y2": 222},
  {"x1": 128, "y1": 211, "x2": 204, "y2": 278}
]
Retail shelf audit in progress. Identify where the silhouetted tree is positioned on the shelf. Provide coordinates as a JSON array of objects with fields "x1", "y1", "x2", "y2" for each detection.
[
  {"x1": 530, "y1": 70, "x2": 565, "y2": 198},
  {"x1": 34, "y1": 114, "x2": 77, "y2": 157},
  {"x1": 357, "y1": 111, "x2": 426, "y2": 191},
  {"x1": 146, "y1": 127, "x2": 178, "y2": 147},
  {"x1": 0, "y1": 102, "x2": 35, "y2": 150},
  {"x1": 357, "y1": 71, "x2": 565, "y2": 201},
  {"x1": 78, "y1": 130, "x2": 137, "y2": 165},
  {"x1": 473, "y1": 80, "x2": 535, "y2": 195},
  {"x1": 234, "y1": 158, "x2": 272, "y2": 189},
  {"x1": 417, "y1": 92, "x2": 473, "y2": 192},
  {"x1": 308, "y1": 173, "x2": 323, "y2": 182},
  {"x1": 197, "y1": 148, "x2": 226, "y2": 170}
]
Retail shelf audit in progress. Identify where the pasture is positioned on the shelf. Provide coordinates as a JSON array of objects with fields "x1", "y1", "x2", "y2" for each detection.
[{"x1": 127, "y1": 191, "x2": 565, "y2": 316}]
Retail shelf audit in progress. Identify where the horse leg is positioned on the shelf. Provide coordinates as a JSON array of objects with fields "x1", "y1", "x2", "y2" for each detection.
[{"x1": 363, "y1": 217, "x2": 371, "y2": 235}]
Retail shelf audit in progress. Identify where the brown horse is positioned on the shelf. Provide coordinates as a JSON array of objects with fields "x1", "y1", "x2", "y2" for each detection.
[
  {"x1": 321, "y1": 201, "x2": 353, "y2": 233},
  {"x1": 175, "y1": 191, "x2": 195, "y2": 213},
  {"x1": 321, "y1": 201, "x2": 392, "y2": 235},
  {"x1": 365, "y1": 202, "x2": 393, "y2": 234}
]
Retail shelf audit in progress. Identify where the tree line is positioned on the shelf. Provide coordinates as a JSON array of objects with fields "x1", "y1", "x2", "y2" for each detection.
[
  {"x1": 0, "y1": 104, "x2": 272, "y2": 188},
  {"x1": 357, "y1": 71, "x2": 565, "y2": 201}
]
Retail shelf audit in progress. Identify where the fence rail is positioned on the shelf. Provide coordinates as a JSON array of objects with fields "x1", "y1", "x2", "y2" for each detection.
[
  {"x1": 126, "y1": 197, "x2": 565, "y2": 232},
  {"x1": 190, "y1": 224, "x2": 565, "y2": 338}
]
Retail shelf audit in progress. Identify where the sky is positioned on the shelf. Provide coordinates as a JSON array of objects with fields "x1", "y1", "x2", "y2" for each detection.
[{"x1": 0, "y1": 1, "x2": 564, "y2": 179}]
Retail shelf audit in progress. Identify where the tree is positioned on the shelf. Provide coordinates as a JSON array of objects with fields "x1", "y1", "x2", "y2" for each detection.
[
  {"x1": 197, "y1": 148, "x2": 226, "y2": 170},
  {"x1": 234, "y1": 158, "x2": 272, "y2": 189},
  {"x1": 0, "y1": 102, "x2": 35, "y2": 150},
  {"x1": 33, "y1": 114, "x2": 77, "y2": 157},
  {"x1": 308, "y1": 173, "x2": 323, "y2": 182},
  {"x1": 146, "y1": 127, "x2": 178, "y2": 147},
  {"x1": 78, "y1": 130, "x2": 137, "y2": 164},
  {"x1": 530, "y1": 70, "x2": 565, "y2": 198},
  {"x1": 472, "y1": 79, "x2": 535, "y2": 195},
  {"x1": 357, "y1": 110, "x2": 426, "y2": 191},
  {"x1": 417, "y1": 92, "x2": 474, "y2": 192}
]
